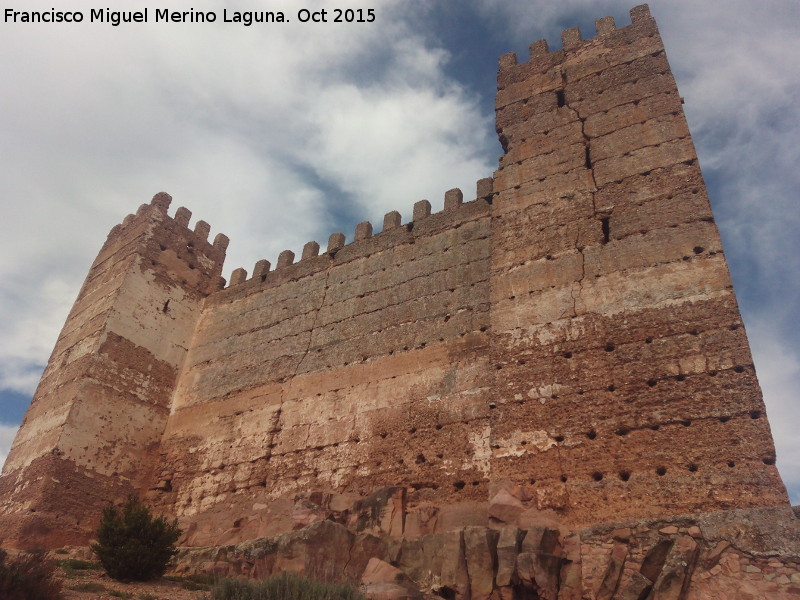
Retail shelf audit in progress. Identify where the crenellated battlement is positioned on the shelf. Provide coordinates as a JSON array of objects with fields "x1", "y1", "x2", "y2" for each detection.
[
  {"x1": 221, "y1": 177, "x2": 494, "y2": 293},
  {"x1": 110, "y1": 192, "x2": 229, "y2": 255},
  {"x1": 102, "y1": 192, "x2": 230, "y2": 297},
  {"x1": 497, "y1": 4, "x2": 654, "y2": 77}
]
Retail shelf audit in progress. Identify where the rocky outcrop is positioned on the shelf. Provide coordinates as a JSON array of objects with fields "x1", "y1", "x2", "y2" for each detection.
[{"x1": 171, "y1": 487, "x2": 800, "y2": 600}]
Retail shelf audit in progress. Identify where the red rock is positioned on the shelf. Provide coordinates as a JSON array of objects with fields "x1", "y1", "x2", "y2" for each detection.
[{"x1": 488, "y1": 489, "x2": 526, "y2": 524}]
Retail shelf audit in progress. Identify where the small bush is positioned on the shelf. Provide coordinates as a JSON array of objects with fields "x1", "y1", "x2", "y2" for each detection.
[
  {"x1": 91, "y1": 495, "x2": 182, "y2": 581},
  {"x1": 57, "y1": 558, "x2": 101, "y2": 571},
  {"x1": 0, "y1": 548, "x2": 63, "y2": 600},
  {"x1": 109, "y1": 590, "x2": 133, "y2": 598},
  {"x1": 138, "y1": 594, "x2": 158, "y2": 600},
  {"x1": 59, "y1": 557, "x2": 103, "y2": 579},
  {"x1": 210, "y1": 572, "x2": 364, "y2": 600}
]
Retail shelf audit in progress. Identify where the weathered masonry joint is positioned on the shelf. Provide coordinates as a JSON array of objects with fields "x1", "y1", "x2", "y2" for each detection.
[{"x1": 1, "y1": 5, "x2": 797, "y2": 599}]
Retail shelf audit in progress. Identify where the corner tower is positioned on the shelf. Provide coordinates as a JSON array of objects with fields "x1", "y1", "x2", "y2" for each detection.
[
  {"x1": 487, "y1": 4, "x2": 788, "y2": 523},
  {"x1": 0, "y1": 194, "x2": 227, "y2": 548}
]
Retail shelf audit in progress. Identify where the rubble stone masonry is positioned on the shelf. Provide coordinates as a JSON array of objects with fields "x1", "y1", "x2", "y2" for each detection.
[{"x1": 1, "y1": 5, "x2": 797, "y2": 599}]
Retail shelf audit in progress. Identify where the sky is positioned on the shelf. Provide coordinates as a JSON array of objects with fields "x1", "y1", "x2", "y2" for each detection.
[{"x1": 0, "y1": 0, "x2": 797, "y2": 504}]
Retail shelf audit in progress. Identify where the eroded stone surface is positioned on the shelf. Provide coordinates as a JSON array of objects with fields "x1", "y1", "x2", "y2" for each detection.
[{"x1": 169, "y1": 500, "x2": 800, "y2": 600}]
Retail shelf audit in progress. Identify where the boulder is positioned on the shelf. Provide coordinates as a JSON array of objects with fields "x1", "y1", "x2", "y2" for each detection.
[
  {"x1": 488, "y1": 489, "x2": 526, "y2": 524},
  {"x1": 361, "y1": 558, "x2": 423, "y2": 600}
]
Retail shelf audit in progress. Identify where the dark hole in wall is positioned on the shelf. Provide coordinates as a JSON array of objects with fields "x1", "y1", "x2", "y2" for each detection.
[
  {"x1": 585, "y1": 146, "x2": 592, "y2": 169},
  {"x1": 601, "y1": 217, "x2": 610, "y2": 244},
  {"x1": 556, "y1": 90, "x2": 566, "y2": 107},
  {"x1": 436, "y1": 587, "x2": 457, "y2": 600}
]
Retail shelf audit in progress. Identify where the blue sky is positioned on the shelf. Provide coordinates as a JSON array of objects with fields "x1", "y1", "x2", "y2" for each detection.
[{"x1": 1, "y1": 0, "x2": 798, "y2": 504}]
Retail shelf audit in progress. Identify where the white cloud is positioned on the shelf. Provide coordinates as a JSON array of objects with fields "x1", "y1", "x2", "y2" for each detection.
[
  {"x1": 306, "y1": 82, "x2": 493, "y2": 223},
  {"x1": 748, "y1": 320, "x2": 800, "y2": 504}
]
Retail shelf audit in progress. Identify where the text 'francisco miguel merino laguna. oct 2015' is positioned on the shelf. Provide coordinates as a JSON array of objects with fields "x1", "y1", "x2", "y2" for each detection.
[{"x1": 3, "y1": 7, "x2": 377, "y2": 26}]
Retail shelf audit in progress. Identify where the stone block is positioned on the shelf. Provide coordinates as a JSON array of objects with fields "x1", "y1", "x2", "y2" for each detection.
[{"x1": 464, "y1": 526, "x2": 500, "y2": 600}]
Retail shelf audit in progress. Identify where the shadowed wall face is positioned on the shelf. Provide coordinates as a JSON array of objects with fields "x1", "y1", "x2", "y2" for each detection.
[{"x1": 0, "y1": 5, "x2": 789, "y2": 550}]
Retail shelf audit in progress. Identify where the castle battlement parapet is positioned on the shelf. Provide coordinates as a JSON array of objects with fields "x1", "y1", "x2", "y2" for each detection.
[{"x1": 222, "y1": 177, "x2": 495, "y2": 292}]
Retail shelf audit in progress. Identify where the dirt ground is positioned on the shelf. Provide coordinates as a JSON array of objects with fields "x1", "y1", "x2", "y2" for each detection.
[{"x1": 55, "y1": 557, "x2": 210, "y2": 600}]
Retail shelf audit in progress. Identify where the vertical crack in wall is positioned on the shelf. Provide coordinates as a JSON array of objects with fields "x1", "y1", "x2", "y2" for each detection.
[
  {"x1": 559, "y1": 69, "x2": 594, "y2": 318},
  {"x1": 265, "y1": 264, "x2": 333, "y2": 471},
  {"x1": 560, "y1": 69, "x2": 598, "y2": 213},
  {"x1": 570, "y1": 243, "x2": 586, "y2": 319},
  {"x1": 295, "y1": 265, "x2": 333, "y2": 377}
]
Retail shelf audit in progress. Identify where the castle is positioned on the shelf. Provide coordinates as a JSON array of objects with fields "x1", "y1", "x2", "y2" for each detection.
[{"x1": 1, "y1": 5, "x2": 798, "y2": 599}]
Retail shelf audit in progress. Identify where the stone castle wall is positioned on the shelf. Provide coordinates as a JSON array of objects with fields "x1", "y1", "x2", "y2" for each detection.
[{"x1": 0, "y1": 10, "x2": 794, "y2": 594}]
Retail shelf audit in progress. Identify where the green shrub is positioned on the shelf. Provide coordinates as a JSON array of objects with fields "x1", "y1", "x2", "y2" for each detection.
[
  {"x1": 57, "y1": 558, "x2": 101, "y2": 571},
  {"x1": 58, "y1": 557, "x2": 103, "y2": 578},
  {"x1": 91, "y1": 495, "x2": 182, "y2": 581},
  {"x1": 0, "y1": 548, "x2": 63, "y2": 600},
  {"x1": 210, "y1": 572, "x2": 364, "y2": 600}
]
